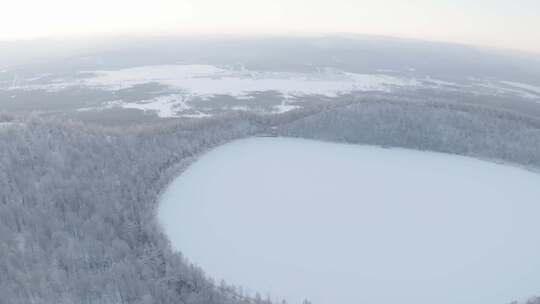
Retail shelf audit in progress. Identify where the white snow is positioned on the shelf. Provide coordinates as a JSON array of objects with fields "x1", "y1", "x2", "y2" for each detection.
[
  {"x1": 119, "y1": 95, "x2": 192, "y2": 118},
  {"x1": 422, "y1": 76, "x2": 457, "y2": 87},
  {"x1": 7, "y1": 78, "x2": 73, "y2": 92},
  {"x1": 2, "y1": 65, "x2": 425, "y2": 115},
  {"x1": 76, "y1": 100, "x2": 123, "y2": 112},
  {"x1": 81, "y1": 65, "x2": 419, "y2": 98},
  {"x1": 6, "y1": 65, "x2": 420, "y2": 98},
  {"x1": 79, "y1": 65, "x2": 418, "y2": 116},
  {"x1": 76, "y1": 95, "x2": 198, "y2": 118},
  {"x1": 501, "y1": 81, "x2": 540, "y2": 95},
  {"x1": 273, "y1": 102, "x2": 301, "y2": 114},
  {"x1": 376, "y1": 68, "x2": 400, "y2": 73},
  {"x1": 0, "y1": 122, "x2": 23, "y2": 131},
  {"x1": 230, "y1": 106, "x2": 251, "y2": 111},
  {"x1": 467, "y1": 78, "x2": 540, "y2": 99},
  {"x1": 159, "y1": 138, "x2": 540, "y2": 304}
]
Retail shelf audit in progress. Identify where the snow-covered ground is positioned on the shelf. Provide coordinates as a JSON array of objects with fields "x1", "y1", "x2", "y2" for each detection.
[
  {"x1": 5, "y1": 65, "x2": 419, "y2": 97},
  {"x1": 63, "y1": 65, "x2": 421, "y2": 96},
  {"x1": 501, "y1": 81, "x2": 540, "y2": 95},
  {"x1": 3, "y1": 64, "x2": 540, "y2": 117},
  {"x1": 471, "y1": 78, "x2": 540, "y2": 100},
  {"x1": 2, "y1": 65, "x2": 423, "y2": 117},
  {"x1": 113, "y1": 95, "x2": 191, "y2": 118},
  {"x1": 159, "y1": 138, "x2": 540, "y2": 304}
]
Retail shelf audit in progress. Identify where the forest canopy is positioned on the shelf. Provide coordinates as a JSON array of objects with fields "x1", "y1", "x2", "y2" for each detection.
[{"x1": 1, "y1": 98, "x2": 539, "y2": 304}]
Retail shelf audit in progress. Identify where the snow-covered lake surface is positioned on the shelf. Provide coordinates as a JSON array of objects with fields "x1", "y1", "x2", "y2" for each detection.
[{"x1": 163, "y1": 138, "x2": 540, "y2": 304}]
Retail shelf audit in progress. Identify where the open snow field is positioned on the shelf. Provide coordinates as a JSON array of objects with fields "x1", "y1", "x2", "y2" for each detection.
[
  {"x1": 159, "y1": 138, "x2": 540, "y2": 304},
  {"x1": 3, "y1": 64, "x2": 540, "y2": 118},
  {"x1": 3, "y1": 65, "x2": 419, "y2": 96}
]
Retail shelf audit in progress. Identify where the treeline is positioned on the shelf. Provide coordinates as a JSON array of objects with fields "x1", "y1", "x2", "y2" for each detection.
[
  {"x1": 278, "y1": 98, "x2": 540, "y2": 170},
  {"x1": 1, "y1": 97, "x2": 540, "y2": 304}
]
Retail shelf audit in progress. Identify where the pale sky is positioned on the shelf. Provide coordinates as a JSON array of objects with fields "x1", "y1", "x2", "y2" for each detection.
[{"x1": 1, "y1": 0, "x2": 539, "y2": 53}]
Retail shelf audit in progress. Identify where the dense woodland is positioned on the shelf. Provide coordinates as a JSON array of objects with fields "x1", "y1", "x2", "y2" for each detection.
[
  {"x1": 0, "y1": 113, "x2": 274, "y2": 304},
  {"x1": 1, "y1": 98, "x2": 539, "y2": 304},
  {"x1": 279, "y1": 98, "x2": 540, "y2": 170}
]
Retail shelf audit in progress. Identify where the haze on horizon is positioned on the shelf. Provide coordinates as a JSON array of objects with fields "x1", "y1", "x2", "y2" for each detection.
[{"x1": 1, "y1": 0, "x2": 539, "y2": 54}]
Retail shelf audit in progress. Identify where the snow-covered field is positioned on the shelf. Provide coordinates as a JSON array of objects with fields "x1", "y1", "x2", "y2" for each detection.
[
  {"x1": 159, "y1": 138, "x2": 540, "y2": 304},
  {"x1": 3, "y1": 64, "x2": 540, "y2": 117},
  {"x1": 80, "y1": 65, "x2": 420, "y2": 96},
  {"x1": 2, "y1": 65, "x2": 425, "y2": 117},
  {"x1": 9, "y1": 65, "x2": 419, "y2": 96}
]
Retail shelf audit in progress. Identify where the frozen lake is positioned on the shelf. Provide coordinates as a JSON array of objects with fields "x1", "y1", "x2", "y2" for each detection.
[{"x1": 158, "y1": 137, "x2": 540, "y2": 304}]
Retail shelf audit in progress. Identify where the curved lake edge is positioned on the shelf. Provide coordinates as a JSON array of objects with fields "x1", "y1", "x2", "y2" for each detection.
[
  {"x1": 155, "y1": 135, "x2": 540, "y2": 211},
  {"x1": 156, "y1": 136, "x2": 540, "y2": 304}
]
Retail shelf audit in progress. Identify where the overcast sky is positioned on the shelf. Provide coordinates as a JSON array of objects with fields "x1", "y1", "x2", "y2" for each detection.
[{"x1": 1, "y1": 0, "x2": 539, "y2": 53}]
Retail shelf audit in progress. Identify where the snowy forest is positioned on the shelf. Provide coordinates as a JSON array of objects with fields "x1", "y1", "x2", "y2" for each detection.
[{"x1": 1, "y1": 97, "x2": 540, "y2": 304}]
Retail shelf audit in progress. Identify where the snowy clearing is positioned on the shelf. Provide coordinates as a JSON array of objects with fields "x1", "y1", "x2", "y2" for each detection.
[
  {"x1": 4, "y1": 65, "x2": 424, "y2": 116},
  {"x1": 6, "y1": 65, "x2": 419, "y2": 97},
  {"x1": 5, "y1": 65, "x2": 540, "y2": 117},
  {"x1": 159, "y1": 137, "x2": 540, "y2": 304},
  {"x1": 117, "y1": 95, "x2": 192, "y2": 118},
  {"x1": 79, "y1": 65, "x2": 420, "y2": 97}
]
